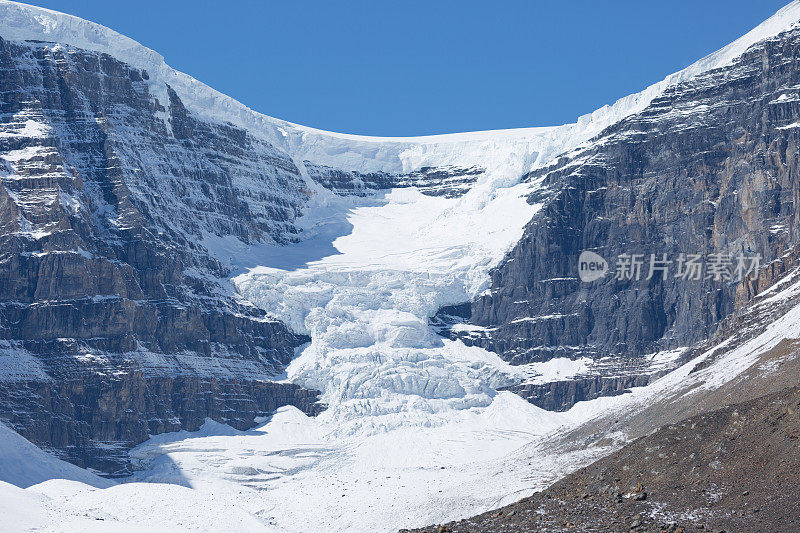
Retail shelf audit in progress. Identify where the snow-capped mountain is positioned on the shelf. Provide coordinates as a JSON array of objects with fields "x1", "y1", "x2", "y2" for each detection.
[{"x1": 3, "y1": 1, "x2": 800, "y2": 531}]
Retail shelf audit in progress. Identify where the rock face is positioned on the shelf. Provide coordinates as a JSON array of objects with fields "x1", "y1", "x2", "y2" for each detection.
[
  {"x1": 305, "y1": 162, "x2": 483, "y2": 198},
  {"x1": 499, "y1": 374, "x2": 652, "y2": 412},
  {"x1": 0, "y1": 36, "x2": 325, "y2": 474},
  {"x1": 0, "y1": 374, "x2": 321, "y2": 475},
  {"x1": 444, "y1": 25, "x2": 800, "y2": 408}
]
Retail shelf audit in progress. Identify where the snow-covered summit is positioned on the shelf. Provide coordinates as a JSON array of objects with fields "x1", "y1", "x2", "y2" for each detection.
[{"x1": 3, "y1": 0, "x2": 800, "y2": 174}]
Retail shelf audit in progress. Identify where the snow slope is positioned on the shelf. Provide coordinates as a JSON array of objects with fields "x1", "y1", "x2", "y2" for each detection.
[
  {"x1": 0, "y1": 421, "x2": 113, "y2": 489},
  {"x1": 4, "y1": 1, "x2": 800, "y2": 532},
  {"x1": 0, "y1": 479, "x2": 275, "y2": 532}
]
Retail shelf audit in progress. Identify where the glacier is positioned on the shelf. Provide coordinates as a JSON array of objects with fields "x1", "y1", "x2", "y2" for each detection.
[{"x1": 3, "y1": 1, "x2": 800, "y2": 531}]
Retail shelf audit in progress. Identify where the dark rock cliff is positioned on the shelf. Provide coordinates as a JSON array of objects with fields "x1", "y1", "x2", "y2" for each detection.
[
  {"x1": 304, "y1": 161, "x2": 483, "y2": 198},
  {"x1": 0, "y1": 36, "x2": 322, "y2": 474}
]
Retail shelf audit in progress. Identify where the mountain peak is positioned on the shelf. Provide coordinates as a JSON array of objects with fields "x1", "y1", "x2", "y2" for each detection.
[{"x1": 3, "y1": 0, "x2": 800, "y2": 148}]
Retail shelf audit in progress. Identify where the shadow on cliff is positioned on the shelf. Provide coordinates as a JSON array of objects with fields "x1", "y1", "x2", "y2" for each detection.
[{"x1": 210, "y1": 193, "x2": 391, "y2": 274}]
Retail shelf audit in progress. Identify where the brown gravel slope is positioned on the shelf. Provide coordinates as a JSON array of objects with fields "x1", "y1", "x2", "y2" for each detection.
[{"x1": 409, "y1": 384, "x2": 800, "y2": 533}]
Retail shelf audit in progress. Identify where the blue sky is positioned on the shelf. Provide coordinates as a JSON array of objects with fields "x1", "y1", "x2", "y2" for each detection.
[{"x1": 21, "y1": 0, "x2": 791, "y2": 136}]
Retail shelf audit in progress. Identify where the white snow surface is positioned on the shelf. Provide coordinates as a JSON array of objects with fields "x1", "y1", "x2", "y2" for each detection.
[
  {"x1": 4, "y1": 1, "x2": 800, "y2": 532},
  {"x1": 0, "y1": 479, "x2": 273, "y2": 532}
]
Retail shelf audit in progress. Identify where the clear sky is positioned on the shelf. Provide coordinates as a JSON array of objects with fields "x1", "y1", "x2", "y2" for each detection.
[{"x1": 17, "y1": 0, "x2": 793, "y2": 136}]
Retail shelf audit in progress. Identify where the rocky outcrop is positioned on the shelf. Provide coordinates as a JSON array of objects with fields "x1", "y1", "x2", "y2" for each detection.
[
  {"x1": 305, "y1": 161, "x2": 483, "y2": 198},
  {"x1": 499, "y1": 374, "x2": 651, "y2": 412},
  {"x1": 0, "y1": 36, "x2": 321, "y2": 473}
]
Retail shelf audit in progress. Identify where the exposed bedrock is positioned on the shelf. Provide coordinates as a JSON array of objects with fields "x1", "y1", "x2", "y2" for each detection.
[{"x1": 0, "y1": 36, "x2": 321, "y2": 473}]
